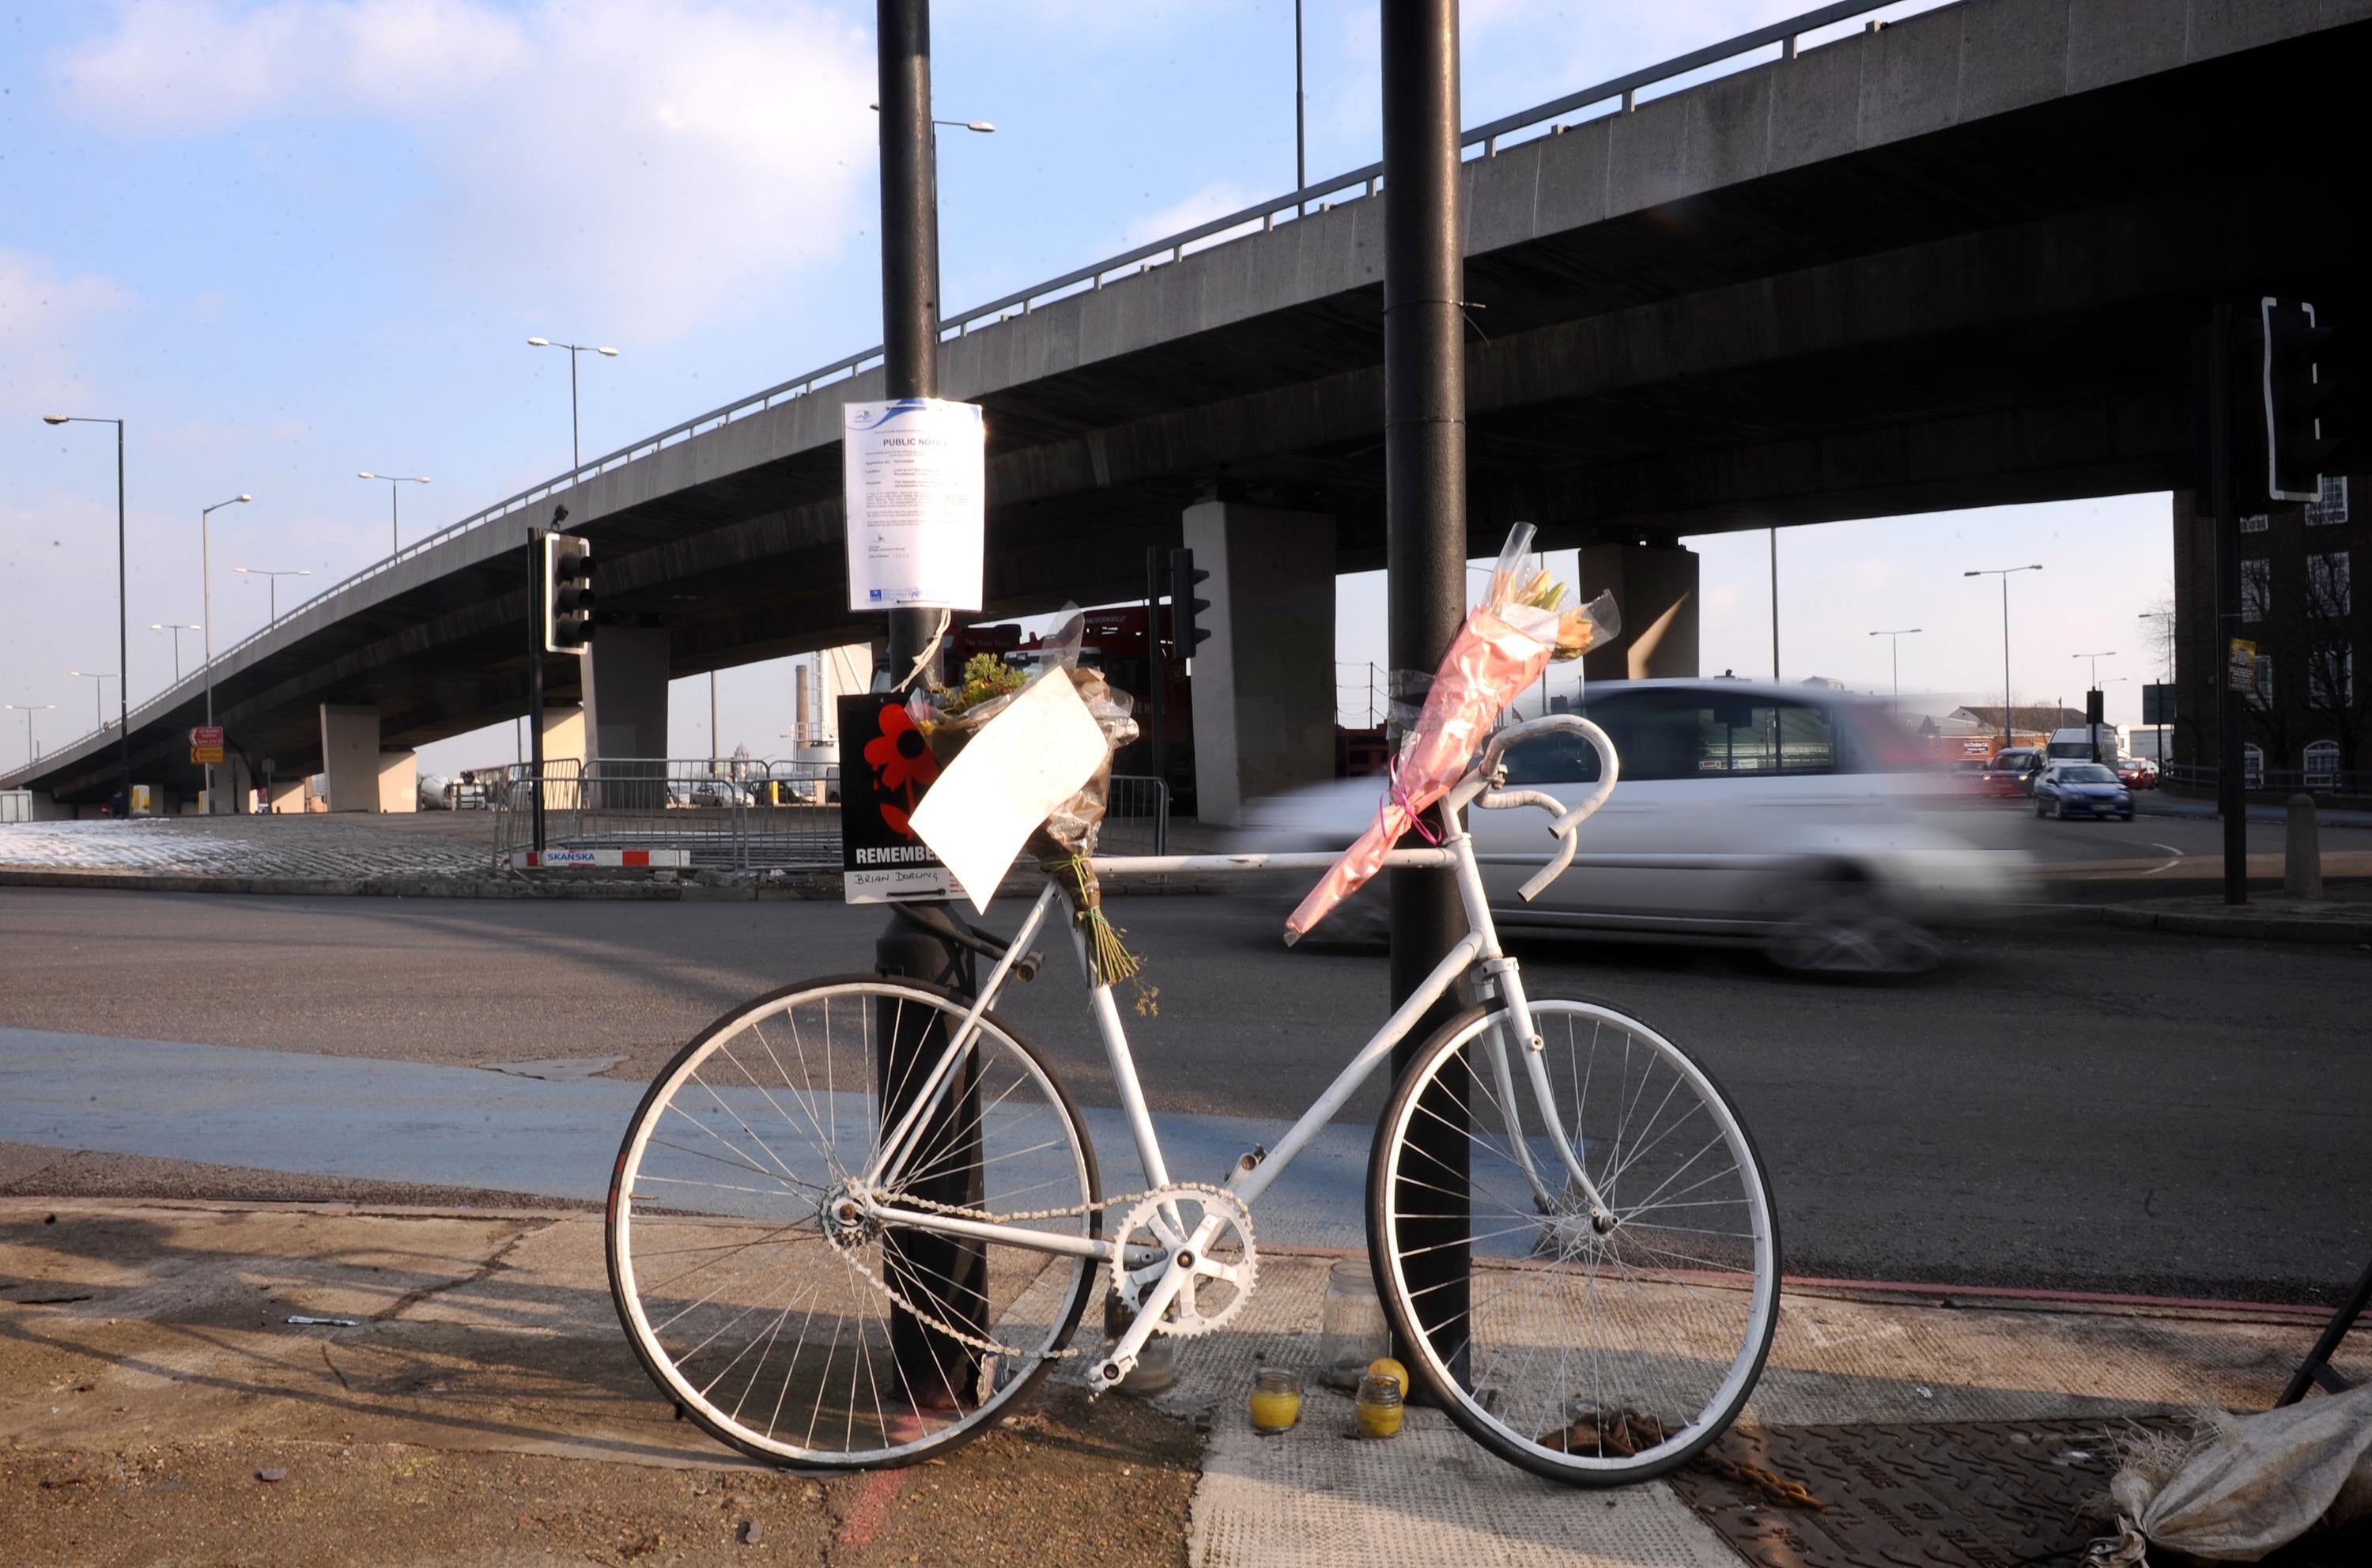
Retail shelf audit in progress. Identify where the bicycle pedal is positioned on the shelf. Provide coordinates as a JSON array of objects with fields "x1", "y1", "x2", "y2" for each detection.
[{"x1": 1086, "y1": 1351, "x2": 1138, "y2": 1396}]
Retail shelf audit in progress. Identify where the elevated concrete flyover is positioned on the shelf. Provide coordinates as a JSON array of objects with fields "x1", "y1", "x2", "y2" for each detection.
[{"x1": 10, "y1": 0, "x2": 2370, "y2": 810}]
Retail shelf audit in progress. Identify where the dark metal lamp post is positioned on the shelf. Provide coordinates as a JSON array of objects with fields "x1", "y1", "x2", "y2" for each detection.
[
  {"x1": 1965, "y1": 565, "x2": 2042, "y2": 754},
  {"x1": 40, "y1": 414, "x2": 133, "y2": 814}
]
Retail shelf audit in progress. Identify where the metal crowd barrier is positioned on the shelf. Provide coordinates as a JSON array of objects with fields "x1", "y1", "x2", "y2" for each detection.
[
  {"x1": 491, "y1": 758, "x2": 841, "y2": 871},
  {"x1": 1098, "y1": 775, "x2": 1170, "y2": 858},
  {"x1": 491, "y1": 761, "x2": 1168, "y2": 875}
]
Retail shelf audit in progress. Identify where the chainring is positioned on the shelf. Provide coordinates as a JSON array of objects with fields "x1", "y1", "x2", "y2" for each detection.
[{"x1": 1108, "y1": 1184, "x2": 1257, "y2": 1340}]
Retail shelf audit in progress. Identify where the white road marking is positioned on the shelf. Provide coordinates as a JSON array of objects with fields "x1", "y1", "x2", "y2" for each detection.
[{"x1": 2143, "y1": 842, "x2": 2185, "y2": 875}]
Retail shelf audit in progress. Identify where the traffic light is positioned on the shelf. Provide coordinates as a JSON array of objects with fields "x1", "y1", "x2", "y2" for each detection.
[
  {"x1": 544, "y1": 532, "x2": 596, "y2": 652},
  {"x1": 2261, "y1": 297, "x2": 2339, "y2": 503},
  {"x1": 1169, "y1": 547, "x2": 1212, "y2": 662}
]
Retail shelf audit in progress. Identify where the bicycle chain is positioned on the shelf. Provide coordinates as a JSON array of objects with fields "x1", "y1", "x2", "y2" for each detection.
[{"x1": 827, "y1": 1181, "x2": 1243, "y2": 1364}]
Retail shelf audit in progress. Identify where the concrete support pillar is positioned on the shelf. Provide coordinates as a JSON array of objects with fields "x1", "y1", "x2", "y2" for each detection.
[
  {"x1": 266, "y1": 778, "x2": 307, "y2": 815},
  {"x1": 1579, "y1": 543, "x2": 1701, "y2": 683},
  {"x1": 538, "y1": 702, "x2": 587, "y2": 813},
  {"x1": 584, "y1": 627, "x2": 671, "y2": 763},
  {"x1": 202, "y1": 753, "x2": 252, "y2": 815},
  {"x1": 376, "y1": 750, "x2": 419, "y2": 814},
  {"x1": 1182, "y1": 501, "x2": 1337, "y2": 826},
  {"x1": 318, "y1": 703, "x2": 381, "y2": 812}
]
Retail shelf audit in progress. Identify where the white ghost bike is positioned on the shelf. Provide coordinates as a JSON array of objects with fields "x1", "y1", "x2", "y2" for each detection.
[{"x1": 605, "y1": 712, "x2": 1778, "y2": 1484}]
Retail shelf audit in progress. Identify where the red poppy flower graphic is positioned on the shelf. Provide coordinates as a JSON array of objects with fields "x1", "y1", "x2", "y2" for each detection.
[{"x1": 863, "y1": 701, "x2": 939, "y2": 841}]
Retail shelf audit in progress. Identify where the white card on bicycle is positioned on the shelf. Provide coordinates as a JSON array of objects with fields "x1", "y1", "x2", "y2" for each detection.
[{"x1": 911, "y1": 671, "x2": 1110, "y2": 912}]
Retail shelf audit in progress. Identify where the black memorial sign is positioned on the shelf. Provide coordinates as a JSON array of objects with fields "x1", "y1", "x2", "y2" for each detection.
[{"x1": 837, "y1": 693, "x2": 954, "y2": 899}]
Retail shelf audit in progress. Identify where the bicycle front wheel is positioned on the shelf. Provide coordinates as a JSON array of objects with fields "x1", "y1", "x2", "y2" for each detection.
[
  {"x1": 607, "y1": 976, "x2": 1101, "y2": 1469},
  {"x1": 1369, "y1": 996, "x2": 1778, "y2": 1485}
]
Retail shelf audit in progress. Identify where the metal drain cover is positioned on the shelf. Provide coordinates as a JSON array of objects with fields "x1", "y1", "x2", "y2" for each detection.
[{"x1": 1668, "y1": 1419, "x2": 2162, "y2": 1568}]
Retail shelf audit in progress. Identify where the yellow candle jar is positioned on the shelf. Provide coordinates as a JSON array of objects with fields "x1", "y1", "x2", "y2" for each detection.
[
  {"x1": 1355, "y1": 1373, "x2": 1403, "y2": 1438},
  {"x1": 1249, "y1": 1368, "x2": 1302, "y2": 1434}
]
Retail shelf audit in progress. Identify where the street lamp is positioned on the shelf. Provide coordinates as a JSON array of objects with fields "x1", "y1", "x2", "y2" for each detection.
[
  {"x1": 40, "y1": 414, "x2": 131, "y2": 812},
  {"x1": 525, "y1": 338, "x2": 619, "y2": 471},
  {"x1": 68, "y1": 669, "x2": 118, "y2": 731},
  {"x1": 2072, "y1": 649, "x2": 2117, "y2": 689},
  {"x1": 1868, "y1": 628, "x2": 1922, "y2": 714},
  {"x1": 149, "y1": 622, "x2": 202, "y2": 685},
  {"x1": 358, "y1": 472, "x2": 431, "y2": 554},
  {"x1": 234, "y1": 565, "x2": 312, "y2": 622},
  {"x1": 5, "y1": 703, "x2": 56, "y2": 765},
  {"x1": 200, "y1": 493, "x2": 254, "y2": 812},
  {"x1": 1964, "y1": 565, "x2": 2044, "y2": 754}
]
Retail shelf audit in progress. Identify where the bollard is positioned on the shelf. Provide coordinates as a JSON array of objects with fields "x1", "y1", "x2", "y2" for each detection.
[{"x1": 2284, "y1": 793, "x2": 2322, "y2": 900}]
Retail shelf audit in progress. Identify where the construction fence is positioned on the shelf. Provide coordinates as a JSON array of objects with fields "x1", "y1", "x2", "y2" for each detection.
[{"x1": 492, "y1": 759, "x2": 1169, "y2": 873}]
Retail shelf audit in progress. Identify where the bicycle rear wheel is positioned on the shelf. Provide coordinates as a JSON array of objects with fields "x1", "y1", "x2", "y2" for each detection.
[
  {"x1": 1369, "y1": 996, "x2": 1778, "y2": 1484},
  {"x1": 607, "y1": 976, "x2": 1101, "y2": 1468}
]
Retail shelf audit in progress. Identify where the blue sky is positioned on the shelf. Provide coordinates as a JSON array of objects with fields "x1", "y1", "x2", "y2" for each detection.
[{"x1": 2, "y1": 0, "x2": 2166, "y2": 776}]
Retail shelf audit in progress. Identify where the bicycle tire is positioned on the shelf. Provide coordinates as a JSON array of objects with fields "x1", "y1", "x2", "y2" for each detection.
[
  {"x1": 607, "y1": 974, "x2": 1101, "y2": 1469},
  {"x1": 1367, "y1": 995, "x2": 1779, "y2": 1485}
]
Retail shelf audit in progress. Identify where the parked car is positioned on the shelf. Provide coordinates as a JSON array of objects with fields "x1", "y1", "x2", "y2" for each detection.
[
  {"x1": 2033, "y1": 761, "x2": 2134, "y2": 820},
  {"x1": 1239, "y1": 679, "x2": 2025, "y2": 975},
  {"x1": 2113, "y1": 755, "x2": 2158, "y2": 789}
]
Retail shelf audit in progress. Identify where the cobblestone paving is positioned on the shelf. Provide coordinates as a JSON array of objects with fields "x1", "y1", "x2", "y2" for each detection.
[{"x1": 0, "y1": 814, "x2": 498, "y2": 878}]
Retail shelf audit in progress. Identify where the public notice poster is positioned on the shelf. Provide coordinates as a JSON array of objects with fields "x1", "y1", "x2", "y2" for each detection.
[
  {"x1": 837, "y1": 693, "x2": 957, "y2": 903},
  {"x1": 843, "y1": 398, "x2": 985, "y2": 612}
]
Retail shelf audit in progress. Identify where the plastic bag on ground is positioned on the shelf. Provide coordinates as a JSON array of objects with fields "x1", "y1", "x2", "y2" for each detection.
[{"x1": 2091, "y1": 1381, "x2": 2372, "y2": 1562}]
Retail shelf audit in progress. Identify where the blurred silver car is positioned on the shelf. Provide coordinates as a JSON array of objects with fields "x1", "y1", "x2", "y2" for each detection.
[{"x1": 1242, "y1": 678, "x2": 2025, "y2": 974}]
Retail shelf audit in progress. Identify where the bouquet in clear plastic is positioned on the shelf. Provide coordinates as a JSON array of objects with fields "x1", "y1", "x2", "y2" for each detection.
[
  {"x1": 1285, "y1": 524, "x2": 1616, "y2": 943},
  {"x1": 905, "y1": 615, "x2": 1145, "y2": 987}
]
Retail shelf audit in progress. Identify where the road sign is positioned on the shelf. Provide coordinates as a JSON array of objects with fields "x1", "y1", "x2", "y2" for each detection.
[
  {"x1": 2142, "y1": 683, "x2": 2176, "y2": 725},
  {"x1": 2227, "y1": 638, "x2": 2258, "y2": 693},
  {"x1": 191, "y1": 744, "x2": 225, "y2": 765},
  {"x1": 190, "y1": 725, "x2": 224, "y2": 746}
]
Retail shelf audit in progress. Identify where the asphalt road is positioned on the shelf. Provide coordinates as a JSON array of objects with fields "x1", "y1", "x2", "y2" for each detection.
[{"x1": 4, "y1": 880, "x2": 2368, "y2": 1305}]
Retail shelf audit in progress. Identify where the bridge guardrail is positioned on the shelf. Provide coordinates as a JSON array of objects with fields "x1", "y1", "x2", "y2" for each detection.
[{"x1": 11, "y1": 0, "x2": 1936, "y2": 782}]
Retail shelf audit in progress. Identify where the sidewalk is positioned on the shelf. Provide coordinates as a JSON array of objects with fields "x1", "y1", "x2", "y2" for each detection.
[
  {"x1": 2138, "y1": 793, "x2": 2372, "y2": 830},
  {"x1": 2, "y1": 1196, "x2": 2363, "y2": 1567},
  {"x1": 2051, "y1": 883, "x2": 2372, "y2": 944}
]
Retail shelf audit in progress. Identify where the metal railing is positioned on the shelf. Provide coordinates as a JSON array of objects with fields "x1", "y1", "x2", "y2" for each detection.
[
  {"x1": 2161, "y1": 762, "x2": 2372, "y2": 797},
  {"x1": 492, "y1": 757, "x2": 842, "y2": 871},
  {"x1": 1099, "y1": 776, "x2": 1171, "y2": 858},
  {"x1": 492, "y1": 760, "x2": 1168, "y2": 874},
  {"x1": 8, "y1": 0, "x2": 1940, "y2": 786}
]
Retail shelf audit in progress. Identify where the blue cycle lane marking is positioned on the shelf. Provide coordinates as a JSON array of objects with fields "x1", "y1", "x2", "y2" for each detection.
[{"x1": 0, "y1": 1026, "x2": 1369, "y2": 1248}]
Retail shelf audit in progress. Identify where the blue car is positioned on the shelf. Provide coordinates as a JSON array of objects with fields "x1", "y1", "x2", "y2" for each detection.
[{"x1": 2034, "y1": 761, "x2": 2133, "y2": 821}]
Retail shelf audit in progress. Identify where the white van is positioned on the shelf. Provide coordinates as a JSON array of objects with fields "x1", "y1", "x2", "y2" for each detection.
[{"x1": 2045, "y1": 724, "x2": 2121, "y2": 763}]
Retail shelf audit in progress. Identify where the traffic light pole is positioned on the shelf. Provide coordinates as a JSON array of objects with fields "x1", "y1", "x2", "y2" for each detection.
[
  {"x1": 2209, "y1": 304, "x2": 2246, "y2": 905},
  {"x1": 526, "y1": 524, "x2": 546, "y2": 853},
  {"x1": 1381, "y1": 0, "x2": 1471, "y2": 1387},
  {"x1": 1146, "y1": 546, "x2": 1167, "y2": 789},
  {"x1": 873, "y1": 0, "x2": 987, "y2": 1411}
]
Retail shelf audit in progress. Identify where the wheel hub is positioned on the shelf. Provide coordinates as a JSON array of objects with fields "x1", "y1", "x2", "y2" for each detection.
[{"x1": 819, "y1": 1186, "x2": 881, "y2": 1246}]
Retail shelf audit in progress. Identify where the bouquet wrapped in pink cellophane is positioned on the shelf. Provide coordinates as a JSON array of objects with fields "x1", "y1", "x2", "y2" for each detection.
[{"x1": 1284, "y1": 524, "x2": 1616, "y2": 944}]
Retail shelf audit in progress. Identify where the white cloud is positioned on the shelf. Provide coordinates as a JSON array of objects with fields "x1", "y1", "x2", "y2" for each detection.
[
  {"x1": 1124, "y1": 180, "x2": 1264, "y2": 251},
  {"x1": 53, "y1": 1, "x2": 878, "y2": 342},
  {"x1": 0, "y1": 250, "x2": 130, "y2": 416}
]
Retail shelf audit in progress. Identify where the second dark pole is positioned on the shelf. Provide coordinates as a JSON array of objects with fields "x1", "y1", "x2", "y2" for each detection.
[
  {"x1": 873, "y1": 0, "x2": 987, "y2": 1410},
  {"x1": 1381, "y1": 0, "x2": 1471, "y2": 1385}
]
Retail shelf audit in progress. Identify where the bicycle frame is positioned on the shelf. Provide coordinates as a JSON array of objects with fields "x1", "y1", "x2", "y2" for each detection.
[{"x1": 856, "y1": 720, "x2": 1623, "y2": 1352}]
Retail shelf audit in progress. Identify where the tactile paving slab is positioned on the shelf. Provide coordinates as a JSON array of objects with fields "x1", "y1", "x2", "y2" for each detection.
[{"x1": 1668, "y1": 1419, "x2": 2170, "y2": 1568}]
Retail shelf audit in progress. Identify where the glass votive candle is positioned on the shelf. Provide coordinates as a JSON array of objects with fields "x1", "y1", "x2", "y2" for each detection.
[
  {"x1": 1249, "y1": 1367, "x2": 1303, "y2": 1434},
  {"x1": 1354, "y1": 1372, "x2": 1404, "y2": 1438}
]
